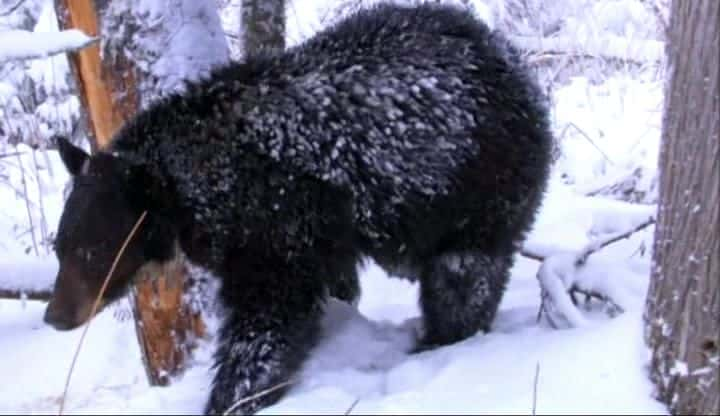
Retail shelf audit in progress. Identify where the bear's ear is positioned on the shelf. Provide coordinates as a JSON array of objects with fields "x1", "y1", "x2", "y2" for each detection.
[{"x1": 54, "y1": 135, "x2": 89, "y2": 176}]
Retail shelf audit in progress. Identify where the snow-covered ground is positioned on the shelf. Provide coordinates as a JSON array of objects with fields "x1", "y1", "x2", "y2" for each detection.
[
  {"x1": 1, "y1": 0, "x2": 670, "y2": 414},
  {"x1": 0, "y1": 251, "x2": 667, "y2": 415}
]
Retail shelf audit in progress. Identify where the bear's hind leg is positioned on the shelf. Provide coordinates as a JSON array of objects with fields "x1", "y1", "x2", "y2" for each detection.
[{"x1": 417, "y1": 250, "x2": 513, "y2": 351}]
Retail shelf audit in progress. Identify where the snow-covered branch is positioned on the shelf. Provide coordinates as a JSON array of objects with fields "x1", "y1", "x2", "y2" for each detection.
[
  {"x1": 0, "y1": 260, "x2": 56, "y2": 301},
  {"x1": 0, "y1": 288, "x2": 51, "y2": 301},
  {"x1": 574, "y1": 216, "x2": 656, "y2": 267},
  {"x1": 0, "y1": 29, "x2": 97, "y2": 62},
  {"x1": 524, "y1": 214, "x2": 656, "y2": 329}
]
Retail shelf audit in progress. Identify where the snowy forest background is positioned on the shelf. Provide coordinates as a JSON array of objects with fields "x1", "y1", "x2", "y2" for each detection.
[
  {"x1": 1, "y1": 0, "x2": 716, "y2": 415},
  {"x1": 0, "y1": 0, "x2": 667, "y2": 263}
]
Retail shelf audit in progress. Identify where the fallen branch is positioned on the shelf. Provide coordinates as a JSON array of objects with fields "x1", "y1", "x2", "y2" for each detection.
[
  {"x1": 529, "y1": 215, "x2": 656, "y2": 328},
  {"x1": 0, "y1": 258, "x2": 57, "y2": 301},
  {"x1": 0, "y1": 29, "x2": 98, "y2": 63},
  {"x1": 0, "y1": 288, "x2": 51, "y2": 301}
]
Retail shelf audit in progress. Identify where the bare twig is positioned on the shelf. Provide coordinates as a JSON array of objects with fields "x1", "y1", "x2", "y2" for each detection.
[
  {"x1": 521, "y1": 248, "x2": 545, "y2": 262},
  {"x1": 584, "y1": 167, "x2": 651, "y2": 203},
  {"x1": 31, "y1": 148, "x2": 50, "y2": 255},
  {"x1": 14, "y1": 149, "x2": 39, "y2": 256},
  {"x1": 575, "y1": 216, "x2": 656, "y2": 266},
  {"x1": 537, "y1": 290, "x2": 562, "y2": 330},
  {"x1": 58, "y1": 211, "x2": 147, "y2": 416},
  {"x1": 0, "y1": 0, "x2": 24, "y2": 17},
  {"x1": 643, "y1": 0, "x2": 669, "y2": 39},
  {"x1": 523, "y1": 217, "x2": 656, "y2": 265},
  {"x1": 536, "y1": 290, "x2": 546, "y2": 323},
  {"x1": 565, "y1": 122, "x2": 615, "y2": 165},
  {"x1": 222, "y1": 379, "x2": 296, "y2": 416},
  {"x1": 568, "y1": 287, "x2": 624, "y2": 315}
]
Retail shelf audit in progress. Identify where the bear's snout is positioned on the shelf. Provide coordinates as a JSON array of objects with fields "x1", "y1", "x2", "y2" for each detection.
[
  {"x1": 43, "y1": 301, "x2": 82, "y2": 330},
  {"x1": 43, "y1": 266, "x2": 104, "y2": 331}
]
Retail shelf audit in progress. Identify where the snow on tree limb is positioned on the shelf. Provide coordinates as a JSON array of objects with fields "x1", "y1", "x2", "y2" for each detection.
[
  {"x1": 512, "y1": 34, "x2": 664, "y2": 63},
  {"x1": 0, "y1": 29, "x2": 97, "y2": 63},
  {"x1": 0, "y1": 288, "x2": 51, "y2": 301},
  {"x1": 536, "y1": 253, "x2": 592, "y2": 328},
  {"x1": 575, "y1": 216, "x2": 656, "y2": 267},
  {"x1": 524, "y1": 214, "x2": 656, "y2": 329},
  {"x1": 0, "y1": 259, "x2": 57, "y2": 301}
]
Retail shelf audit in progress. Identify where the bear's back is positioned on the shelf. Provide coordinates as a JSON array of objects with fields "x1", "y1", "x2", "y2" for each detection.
[{"x1": 108, "y1": 2, "x2": 551, "y2": 251}]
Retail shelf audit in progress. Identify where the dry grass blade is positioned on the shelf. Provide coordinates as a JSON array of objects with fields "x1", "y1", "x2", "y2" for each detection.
[
  {"x1": 58, "y1": 210, "x2": 148, "y2": 415},
  {"x1": 345, "y1": 397, "x2": 360, "y2": 415},
  {"x1": 532, "y1": 362, "x2": 540, "y2": 416},
  {"x1": 222, "y1": 379, "x2": 296, "y2": 416},
  {"x1": 565, "y1": 122, "x2": 615, "y2": 165}
]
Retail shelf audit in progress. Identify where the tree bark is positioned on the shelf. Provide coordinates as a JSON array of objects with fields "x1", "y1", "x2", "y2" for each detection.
[
  {"x1": 241, "y1": 0, "x2": 285, "y2": 57},
  {"x1": 54, "y1": 0, "x2": 126, "y2": 153},
  {"x1": 54, "y1": 0, "x2": 228, "y2": 386},
  {"x1": 644, "y1": 1, "x2": 719, "y2": 415}
]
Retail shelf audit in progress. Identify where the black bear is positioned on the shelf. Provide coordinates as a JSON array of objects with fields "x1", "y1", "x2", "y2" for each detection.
[{"x1": 43, "y1": 2, "x2": 553, "y2": 414}]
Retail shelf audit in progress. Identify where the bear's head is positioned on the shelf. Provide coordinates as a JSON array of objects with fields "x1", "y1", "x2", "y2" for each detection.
[{"x1": 44, "y1": 136, "x2": 176, "y2": 330}]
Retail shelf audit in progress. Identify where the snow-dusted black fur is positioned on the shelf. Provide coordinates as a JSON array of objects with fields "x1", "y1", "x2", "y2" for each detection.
[{"x1": 48, "y1": 2, "x2": 552, "y2": 414}]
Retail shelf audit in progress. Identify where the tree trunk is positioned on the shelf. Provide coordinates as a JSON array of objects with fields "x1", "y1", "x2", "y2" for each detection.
[
  {"x1": 53, "y1": 0, "x2": 126, "y2": 153},
  {"x1": 241, "y1": 0, "x2": 285, "y2": 57},
  {"x1": 54, "y1": 0, "x2": 229, "y2": 386},
  {"x1": 644, "y1": 1, "x2": 719, "y2": 414}
]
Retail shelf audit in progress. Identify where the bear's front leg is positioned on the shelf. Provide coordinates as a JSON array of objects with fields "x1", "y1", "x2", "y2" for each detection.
[{"x1": 203, "y1": 276, "x2": 324, "y2": 415}]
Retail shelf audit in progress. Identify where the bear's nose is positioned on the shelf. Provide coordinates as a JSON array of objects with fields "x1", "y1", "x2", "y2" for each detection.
[{"x1": 43, "y1": 302, "x2": 78, "y2": 331}]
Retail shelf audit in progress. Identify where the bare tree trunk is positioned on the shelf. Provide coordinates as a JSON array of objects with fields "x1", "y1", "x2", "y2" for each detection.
[
  {"x1": 54, "y1": 0, "x2": 126, "y2": 153},
  {"x1": 644, "y1": 1, "x2": 719, "y2": 414},
  {"x1": 54, "y1": 0, "x2": 229, "y2": 386},
  {"x1": 241, "y1": 0, "x2": 285, "y2": 56}
]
